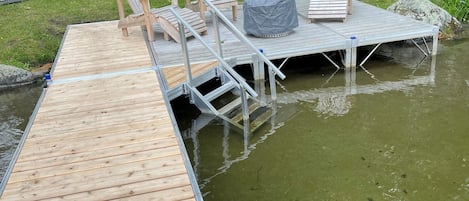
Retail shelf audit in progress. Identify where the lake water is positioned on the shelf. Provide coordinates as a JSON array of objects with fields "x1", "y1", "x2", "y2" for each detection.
[
  {"x1": 180, "y1": 33, "x2": 469, "y2": 200},
  {"x1": 0, "y1": 83, "x2": 42, "y2": 182}
]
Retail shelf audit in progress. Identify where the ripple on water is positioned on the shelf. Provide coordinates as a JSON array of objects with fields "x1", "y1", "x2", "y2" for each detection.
[{"x1": 0, "y1": 117, "x2": 24, "y2": 181}]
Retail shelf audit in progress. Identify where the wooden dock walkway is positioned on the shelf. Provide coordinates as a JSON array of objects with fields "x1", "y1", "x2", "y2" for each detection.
[{"x1": 0, "y1": 21, "x2": 202, "y2": 200}]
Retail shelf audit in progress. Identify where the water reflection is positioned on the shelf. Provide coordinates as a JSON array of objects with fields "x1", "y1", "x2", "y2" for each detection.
[
  {"x1": 183, "y1": 54, "x2": 439, "y2": 195},
  {"x1": 182, "y1": 105, "x2": 297, "y2": 190},
  {"x1": 277, "y1": 56, "x2": 436, "y2": 118}
]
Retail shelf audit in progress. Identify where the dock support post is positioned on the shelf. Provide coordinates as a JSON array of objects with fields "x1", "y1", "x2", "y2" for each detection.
[
  {"x1": 430, "y1": 55, "x2": 437, "y2": 84},
  {"x1": 252, "y1": 52, "x2": 265, "y2": 80},
  {"x1": 432, "y1": 26, "x2": 439, "y2": 56},
  {"x1": 351, "y1": 36, "x2": 358, "y2": 68},
  {"x1": 252, "y1": 54, "x2": 267, "y2": 105},
  {"x1": 344, "y1": 66, "x2": 357, "y2": 95},
  {"x1": 268, "y1": 68, "x2": 277, "y2": 103},
  {"x1": 345, "y1": 36, "x2": 358, "y2": 68}
]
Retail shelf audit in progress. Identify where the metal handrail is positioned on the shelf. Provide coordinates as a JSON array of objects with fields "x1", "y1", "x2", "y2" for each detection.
[
  {"x1": 169, "y1": 7, "x2": 258, "y2": 97},
  {"x1": 203, "y1": 0, "x2": 286, "y2": 80}
]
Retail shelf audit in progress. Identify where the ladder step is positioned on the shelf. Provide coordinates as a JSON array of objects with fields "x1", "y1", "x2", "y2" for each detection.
[
  {"x1": 250, "y1": 109, "x2": 274, "y2": 132},
  {"x1": 218, "y1": 97, "x2": 242, "y2": 115},
  {"x1": 204, "y1": 81, "x2": 237, "y2": 102},
  {"x1": 191, "y1": 67, "x2": 217, "y2": 87},
  {"x1": 231, "y1": 101, "x2": 261, "y2": 123}
]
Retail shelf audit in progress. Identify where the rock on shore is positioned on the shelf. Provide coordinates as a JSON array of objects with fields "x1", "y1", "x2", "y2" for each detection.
[
  {"x1": 0, "y1": 64, "x2": 43, "y2": 89},
  {"x1": 388, "y1": 0, "x2": 464, "y2": 39}
]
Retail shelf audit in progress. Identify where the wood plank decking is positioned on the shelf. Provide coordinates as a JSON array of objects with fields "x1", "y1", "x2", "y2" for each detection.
[
  {"x1": 0, "y1": 21, "x2": 201, "y2": 200},
  {"x1": 162, "y1": 61, "x2": 218, "y2": 89},
  {"x1": 150, "y1": 0, "x2": 437, "y2": 67}
]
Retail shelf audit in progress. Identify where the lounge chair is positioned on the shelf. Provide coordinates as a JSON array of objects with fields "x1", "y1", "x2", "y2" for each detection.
[
  {"x1": 308, "y1": 0, "x2": 352, "y2": 22},
  {"x1": 185, "y1": 0, "x2": 238, "y2": 21},
  {"x1": 117, "y1": 0, "x2": 208, "y2": 42}
]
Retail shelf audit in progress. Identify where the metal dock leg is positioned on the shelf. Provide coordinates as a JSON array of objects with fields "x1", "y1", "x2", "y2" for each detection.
[
  {"x1": 432, "y1": 26, "x2": 439, "y2": 56},
  {"x1": 345, "y1": 37, "x2": 358, "y2": 68}
]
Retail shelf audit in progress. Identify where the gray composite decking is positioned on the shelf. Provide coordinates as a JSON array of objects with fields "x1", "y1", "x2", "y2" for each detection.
[{"x1": 150, "y1": 0, "x2": 437, "y2": 67}]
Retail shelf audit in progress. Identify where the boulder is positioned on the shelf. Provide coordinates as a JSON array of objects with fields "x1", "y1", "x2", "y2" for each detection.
[
  {"x1": 387, "y1": 0, "x2": 464, "y2": 39},
  {"x1": 0, "y1": 64, "x2": 42, "y2": 89},
  {"x1": 0, "y1": 0, "x2": 22, "y2": 6}
]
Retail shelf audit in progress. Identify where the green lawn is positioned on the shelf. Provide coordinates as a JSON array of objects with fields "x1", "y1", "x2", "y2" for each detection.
[
  {"x1": 0, "y1": 0, "x2": 169, "y2": 69},
  {"x1": 361, "y1": 0, "x2": 396, "y2": 8}
]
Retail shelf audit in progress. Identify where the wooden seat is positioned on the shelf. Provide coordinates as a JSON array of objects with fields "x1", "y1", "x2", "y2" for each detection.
[
  {"x1": 117, "y1": 0, "x2": 208, "y2": 42},
  {"x1": 185, "y1": 0, "x2": 238, "y2": 21},
  {"x1": 308, "y1": 0, "x2": 352, "y2": 22}
]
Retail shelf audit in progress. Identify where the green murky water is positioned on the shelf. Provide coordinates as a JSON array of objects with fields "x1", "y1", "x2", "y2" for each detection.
[
  {"x1": 0, "y1": 83, "x2": 42, "y2": 181},
  {"x1": 0, "y1": 32, "x2": 467, "y2": 201},
  {"x1": 181, "y1": 34, "x2": 469, "y2": 200}
]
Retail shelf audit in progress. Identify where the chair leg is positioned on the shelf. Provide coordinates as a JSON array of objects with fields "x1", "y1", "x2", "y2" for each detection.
[
  {"x1": 199, "y1": 1, "x2": 206, "y2": 21},
  {"x1": 232, "y1": 5, "x2": 237, "y2": 21},
  {"x1": 163, "y1": 32, "x2": 170, "y2": 41},
  {"x1": 117, "y1": 0, "x2": 129, "y2": 37},
  {"x1": 140, "y1": 0, "x2": 155, "y2": 41},
  {"x1": 348, "y1": 0, "x2": 352, "y2": 15}
]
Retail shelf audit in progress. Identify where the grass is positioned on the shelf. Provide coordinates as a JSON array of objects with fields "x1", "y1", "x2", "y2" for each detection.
[
  {"x1": 361, "y1": 0, "x2": 396, "y2": 9},
  {"x1": 0, "y1": 0, "x2": 467, "y2": 70},
  {"x1": 0, "y1": 0, "x2": 170, "y2": 70},
  {"x1": 432, "y1": 0, "x2": 469, "y2": 23}
]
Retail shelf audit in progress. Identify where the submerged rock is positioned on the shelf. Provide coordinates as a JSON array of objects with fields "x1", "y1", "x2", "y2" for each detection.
[
  {"x1": 0, "y1": 64, "x2": 43, "y2": 89},
  {"x1": 387, "y1": 0, "x2": 464, "y2": 39}
]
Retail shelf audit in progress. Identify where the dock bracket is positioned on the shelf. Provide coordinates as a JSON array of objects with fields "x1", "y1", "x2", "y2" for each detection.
[
  {"x1": 321, "y1": 52, "x2": 341, "y2": 69},
  {"x1": 359, "y1": 43, "x2": 382, "y2": 67},
  {"x1": 411, "y1": 39, "x2": 429, "y2": 57}
]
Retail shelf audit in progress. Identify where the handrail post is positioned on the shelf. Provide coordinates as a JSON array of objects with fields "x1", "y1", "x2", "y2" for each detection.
[
  {"x1": 202, "y1": 0, "x2": 286, "y2": 80},
  {"x1": 178, "y1": 22, "x2": 193, "y2": 87},
  {"x1": 212, "y1": 11, "x2": 224, "y2": 58},
  {"x1": 169, "y1": 7, "x2": 258, "y2": 97}
]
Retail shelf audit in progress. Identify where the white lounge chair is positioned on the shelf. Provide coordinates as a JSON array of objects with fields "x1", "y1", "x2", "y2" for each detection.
[
  {"x1": 185, "y1": 0, "x2": 238, "y2": 21},
  {"x1": 117, "y1": 0, "x2": 208, "y2": 42},
  {"x1": 308, "y1": 0, "x2": 352, "y2": 22}
]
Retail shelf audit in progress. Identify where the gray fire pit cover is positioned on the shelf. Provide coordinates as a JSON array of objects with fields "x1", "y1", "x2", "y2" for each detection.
[{"x1": 243, "y1": 0, "x2": 299, "y2": 37}]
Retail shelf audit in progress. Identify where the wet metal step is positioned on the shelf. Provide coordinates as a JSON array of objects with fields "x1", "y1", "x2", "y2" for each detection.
[
  {"x1": 218, "y1": 97, "x2": 242, "y2": 115},
  {"x1": 250, "y1": 108, "x2": 274, "y2": 132},
  {"x1": 231, "y1": 101, "x2": 261, "y2": 123}
]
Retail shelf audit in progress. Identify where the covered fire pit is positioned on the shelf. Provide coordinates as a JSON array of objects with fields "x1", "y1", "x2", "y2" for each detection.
[{"x1": 243, "y1": 0, "x2": 299, "y2": 38}]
